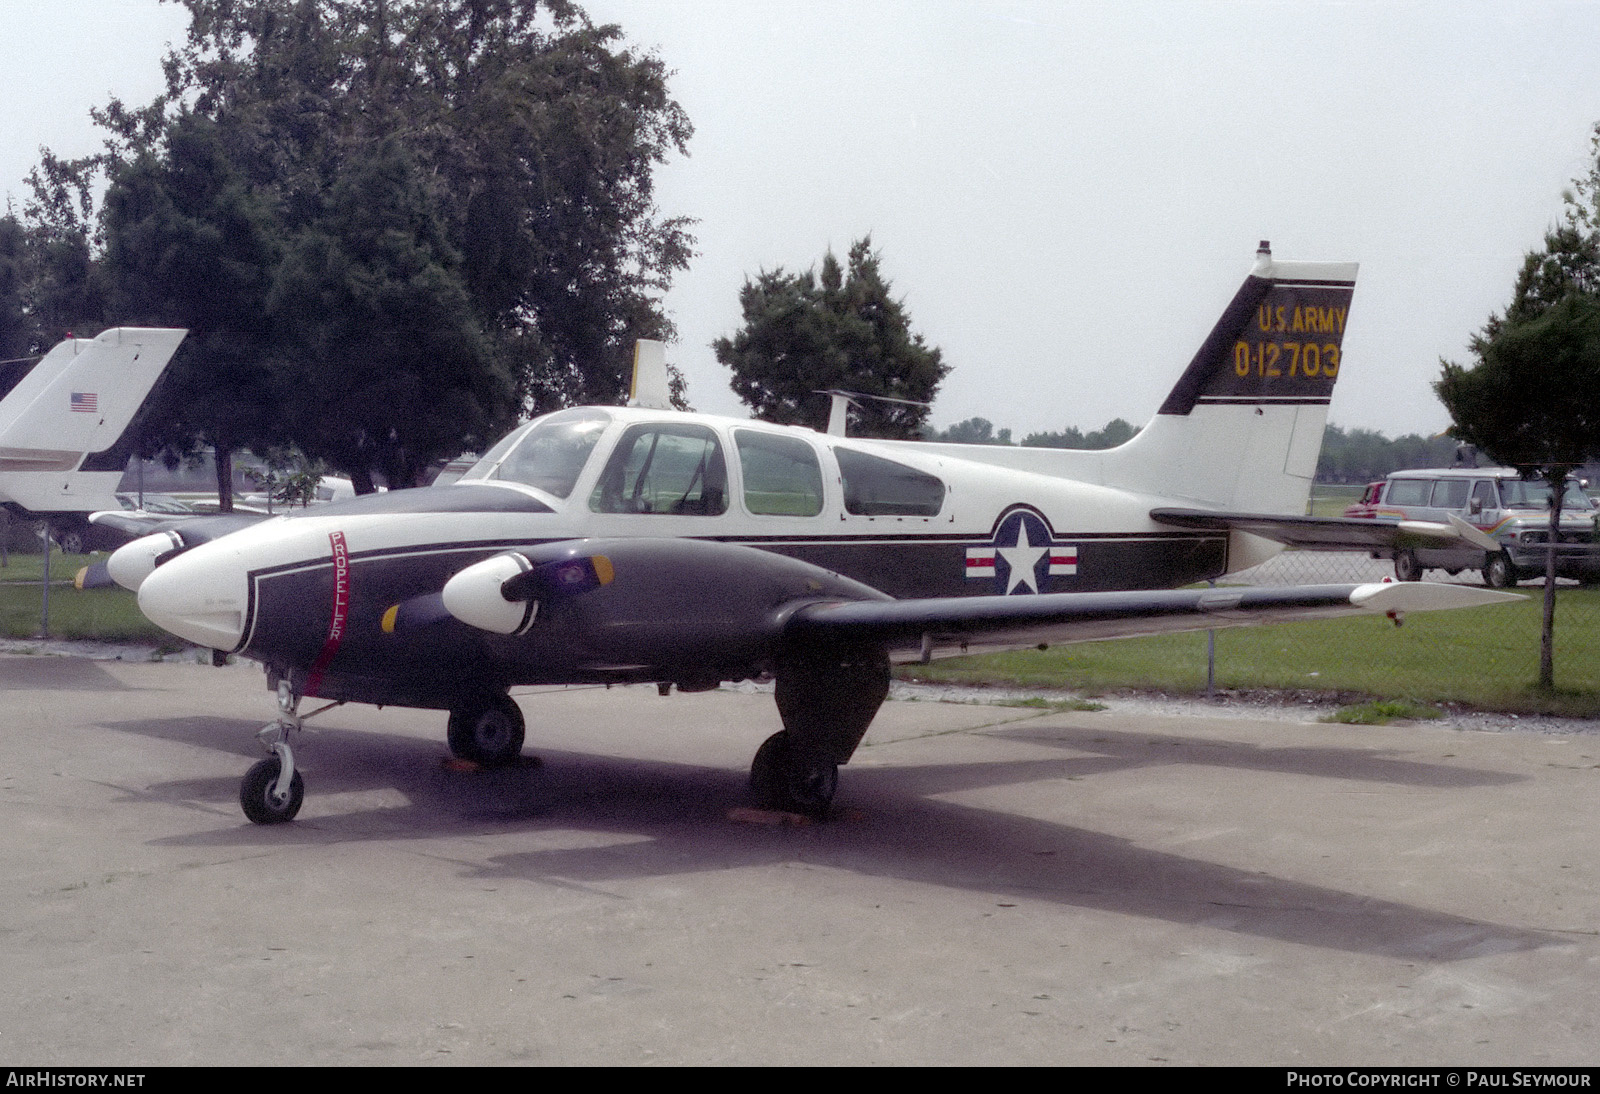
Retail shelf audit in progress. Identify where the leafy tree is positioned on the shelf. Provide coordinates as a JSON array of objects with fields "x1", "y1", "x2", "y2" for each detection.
[
  {"x1": 26, "y1": 0, "x2": 694, "y2": 494},
  {"x1": 1435, "y1": 121, "x2": 1600, "y2": 687},
  {"x1": 266, "y1": 137, "x2": 509, "y2": 491},
  {"x1": 715, "y1": 237, "x2": 948, "y2": 438},
  {"x1": 0, "y1": 215, "x2": 31, "y2": 367},
  {"x1": 1314, "y1": 424, "x2": 1458, "y2": 484},
  {"x1": 929, "y1": 417, "x2": 1011, "y2": 445},
  {"x1": 99, "y1": 113, "x2": 286, "y2": 506},
  {"x1": 1021, "y1": 418, "x2": 1139, "y2": 450}
]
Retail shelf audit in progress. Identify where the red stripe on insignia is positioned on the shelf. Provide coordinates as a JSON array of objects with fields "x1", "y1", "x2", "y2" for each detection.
[{"x1": 305, "y1": 531, "x2": 351, "y2": 697}]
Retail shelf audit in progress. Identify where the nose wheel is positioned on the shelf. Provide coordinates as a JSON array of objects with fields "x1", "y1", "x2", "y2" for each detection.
[
  {"x1": 237, "y1": 678, "x2": 337, "y2": 824},
  {"x1": 240, "y1": 756, "x2": 305, "y2": 824}
]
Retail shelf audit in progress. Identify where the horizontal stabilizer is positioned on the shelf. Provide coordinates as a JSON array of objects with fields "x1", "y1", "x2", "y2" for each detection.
[{"x1": 1150, "y1": 508, "x2": 1501, "y2": 555}]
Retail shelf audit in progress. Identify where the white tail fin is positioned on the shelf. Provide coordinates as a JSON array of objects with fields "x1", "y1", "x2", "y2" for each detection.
[
  {"x1": 1105, "y1": 243, "x2": 1357, "y2": 512},
  {"x1": 913, "y1": 245, "x2": 1357, "y2": 517},
  {"x1": 627, "y1": 339, "x2": 671, "y2": 410},
  {"x1": 0, "y1": 327, "x2": 186, "y2": 471}
]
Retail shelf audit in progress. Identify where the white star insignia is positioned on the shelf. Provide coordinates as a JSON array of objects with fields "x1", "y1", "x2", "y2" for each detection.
[{"x1": 997, "y1": 521, "x2": 1047, "y2": 594}]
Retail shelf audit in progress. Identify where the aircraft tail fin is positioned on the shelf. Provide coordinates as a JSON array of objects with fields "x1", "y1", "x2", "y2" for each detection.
[
  {"x1": 1101, "y1": 243, "x2": 1357, "y2": 515},
  {"x1": 0, "y1": 327, "x2": 186, "y2": 472},
  {"x1": 627, "y1": 339, "x2": 672, "y2": 410}
]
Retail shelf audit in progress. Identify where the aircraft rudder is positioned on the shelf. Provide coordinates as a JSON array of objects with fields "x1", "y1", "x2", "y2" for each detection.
[
  {"x1": 1157, "y1": 243, "x2": 1358, "y2": 417},
  {"x1": 0, "y1": 327, "x2": 186, "y2": 454}
]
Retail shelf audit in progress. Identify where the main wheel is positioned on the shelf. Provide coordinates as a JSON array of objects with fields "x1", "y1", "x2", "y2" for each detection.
[
  {"x1": 1393, "y1": 550, "x2": 1423, "y2": 582},
  {"x1": 750, "y1": 730, "x2": 838, "y2": 817},
  {"x1": 240, "y1": 757, "x2": 304, "y2": 824},
  {"x1": 1484, "y1": 552, "x2": 1519, "y2": 588},
  {"x1": 447, "y1": 695, "x2": 526, "y2": 765},
  {"x1": 57, "y1": 529, "x2": 85, "y2": 555}
]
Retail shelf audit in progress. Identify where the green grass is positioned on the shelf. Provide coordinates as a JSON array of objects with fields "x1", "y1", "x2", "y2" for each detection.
[
  {"x1": 0, "y1": 550, "x2": 101, "y2": 585},
  {"x1": 899, "y1": 588, "x2": 1600, "y2": 716},
  {"x1": 1309, "y1": 484, "x2": 1366, "y2": 518},
  {"x1": 1320, "y1": 699, "x2": 1445, "y2": 725},
  {"x1": 0, "y1": 560, "x2": 171, "y2": 642}
]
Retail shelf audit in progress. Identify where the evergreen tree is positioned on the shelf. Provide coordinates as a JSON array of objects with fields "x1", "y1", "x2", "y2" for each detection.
[
  {"x1": 715, "y1": 237, "x2": 948, "y2": 438},
  {"x1": 1435, "y1": 121, "x2": 1600, "y2": 687}
]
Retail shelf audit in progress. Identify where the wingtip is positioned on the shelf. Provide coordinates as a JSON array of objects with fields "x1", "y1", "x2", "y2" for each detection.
[{"x1": 1350, "y1": 582, "x2": 1524, "y2": 613}]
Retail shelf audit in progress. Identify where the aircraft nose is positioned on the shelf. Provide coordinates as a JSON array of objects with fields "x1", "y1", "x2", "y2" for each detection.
[
  {"x1": 107, "y1": 531, "x2": 184, "y2": 592},
  {"x1": 136, "y1": 544, "x2": 248, "y2": 650}
]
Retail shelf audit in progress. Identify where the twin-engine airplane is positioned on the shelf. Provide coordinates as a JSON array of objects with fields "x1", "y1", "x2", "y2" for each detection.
[{"x1": 107, "y1": 244, "x2": 1514, "y2": 824}]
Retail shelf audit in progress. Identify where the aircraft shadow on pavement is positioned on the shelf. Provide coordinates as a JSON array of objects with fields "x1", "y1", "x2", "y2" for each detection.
[{"x1": 100, "y1": 710, "x2": 1555, "y2": 964}]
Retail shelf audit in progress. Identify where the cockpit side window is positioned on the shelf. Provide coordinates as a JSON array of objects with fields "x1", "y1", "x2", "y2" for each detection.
[
  {"x1": 834, "y1": 447, "x2": 946, "y2": 517},
  {"x1": 589, "y1": 423, "x2": 728, "y2": 516},
  {"x1": 736, "y1": 430, "x2": 824, "y2": 516},
  {"x1": 461, "y1": 409, "x2": 611, "y2": 499}
]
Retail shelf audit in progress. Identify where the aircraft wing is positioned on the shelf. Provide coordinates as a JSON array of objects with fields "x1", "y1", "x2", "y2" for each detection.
[
  {"x1": 784, "y1": 581, "x2": 1520, "y2": 662},
  {"x1": 427, "y1": 540, "x2": 1517, "y2": 669},
  {"x1": 1149, "y1": 507, "x2": 1502, "y2": 554}
]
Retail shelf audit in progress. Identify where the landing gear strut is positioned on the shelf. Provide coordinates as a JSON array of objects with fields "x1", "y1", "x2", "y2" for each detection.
[
  {"x1": 752, "y1": 644, "x2": 890, "y2": 817},
  {"x1": 241, "y1": 679, "x2": 306, "y2": 824}
]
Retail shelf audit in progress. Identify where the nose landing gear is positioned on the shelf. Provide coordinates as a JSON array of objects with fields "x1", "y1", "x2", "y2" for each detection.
[{"x1": 238, "y1": 679, "x2": 340, "y2": 824}]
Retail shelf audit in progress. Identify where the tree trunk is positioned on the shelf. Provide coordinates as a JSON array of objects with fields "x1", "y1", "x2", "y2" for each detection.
[{"x1": 215, "y1": 447, "x2": 234, "y2": 513}]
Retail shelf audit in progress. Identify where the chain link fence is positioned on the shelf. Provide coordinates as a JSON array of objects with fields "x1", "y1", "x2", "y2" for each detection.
[{"x1": 1224, "y1": 548, "x2": 1600, "y2": 700}]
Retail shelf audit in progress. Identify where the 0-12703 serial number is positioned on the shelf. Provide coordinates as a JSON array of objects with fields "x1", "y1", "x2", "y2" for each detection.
[{"x1": 1233, "y1": 340, "x2": 1341, "y2": 379}]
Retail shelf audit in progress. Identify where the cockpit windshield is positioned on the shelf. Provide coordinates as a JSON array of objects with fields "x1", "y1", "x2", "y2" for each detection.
[{"x1": 458, "y1": 408, "x2": 612, "y2": 498}]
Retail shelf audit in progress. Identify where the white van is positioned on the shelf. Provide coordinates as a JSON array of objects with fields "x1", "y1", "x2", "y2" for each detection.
[{"x1": 1350, "y1": 468, "x2": 1600, "y2": 586}]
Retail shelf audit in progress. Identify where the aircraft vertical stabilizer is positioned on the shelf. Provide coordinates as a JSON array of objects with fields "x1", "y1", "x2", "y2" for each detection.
[
  {"x1": 1101, "y1": 243, "x2": 1357, "y2": 515},
  {"x1": 0, "y1": 327, "x2": 186, "y2": 514},
  {"x1": 627, "y1": 339, "x2": 672, "y2": 410}
]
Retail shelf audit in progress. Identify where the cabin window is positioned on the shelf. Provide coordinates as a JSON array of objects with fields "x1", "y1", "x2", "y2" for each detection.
[
  {"x1": 736, "y1": 431, "x2": 825, "y2": 516},
  {"x1": 1385, "y1": 479, "x2": 1431, "y2": 507},
  {"x1": 463, "y1": 408, "x2": 611, "y2": 499},
  {"x1": 1471, "y1": 481, "x2": 1497, "y2": 511},
  {"x1": 589, "y1": 423, "x2": 728, "y2": 515},
  {"x1": 834, "y1": 448, "x2": 945, "y2": 517},
  {"x1": 1430, "y1": 479, "x2": 1469, "y2": 509}
]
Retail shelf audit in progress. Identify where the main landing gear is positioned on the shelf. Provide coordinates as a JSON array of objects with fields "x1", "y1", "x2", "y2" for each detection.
[
  {"x1": 446, "y1": 694, "x2": 526, "y2": 765},
  {"x1": 750, "y1": 645, "x2": 891, "y2": 818}
]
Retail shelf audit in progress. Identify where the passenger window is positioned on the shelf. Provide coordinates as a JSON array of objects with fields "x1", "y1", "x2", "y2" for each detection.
[
  {"x1": 1386, "y1": 480, "x2": 1430, "y2": 507},
  {"x1": 834, "y1": 448, "x2": 945, "y2": 516},
  {"x1": 1472, "y1": 481, "x2": 1497, "y2": 511},
  {"x1": 589, "y1": 424, "x2": 728, "y2": 515},
  {"x1": 736, "y1": 431, "x2": 824, "y2": 516},
  {"x1": 1431, "y1": 480, "x2": 1468, "y2": 509}
]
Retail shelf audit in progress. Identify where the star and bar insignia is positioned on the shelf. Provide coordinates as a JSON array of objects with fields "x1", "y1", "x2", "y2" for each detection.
[{"x1": 965, "y1": 508, "x2": 1077, "y2": 594}]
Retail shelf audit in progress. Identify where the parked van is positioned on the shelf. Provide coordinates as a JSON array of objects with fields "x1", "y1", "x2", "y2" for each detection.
[{"x1": 1344, "y1": 468, "x2": 1600, "y2": 586}]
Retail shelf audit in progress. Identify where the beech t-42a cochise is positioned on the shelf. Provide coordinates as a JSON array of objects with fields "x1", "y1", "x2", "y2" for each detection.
[{"x1": 107, "y1": 243, "x2": 1514, "y2": 824}]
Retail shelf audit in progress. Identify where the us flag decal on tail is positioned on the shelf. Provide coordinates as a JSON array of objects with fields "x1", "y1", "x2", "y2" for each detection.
[{"x1": 70, "y1": 392, "x2": 97, "y2": 413}]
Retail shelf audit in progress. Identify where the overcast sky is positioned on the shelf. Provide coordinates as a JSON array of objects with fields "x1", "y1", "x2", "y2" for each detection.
[{"x1": 6, "y1": 0, "x2": 1600, "y2": 440}]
